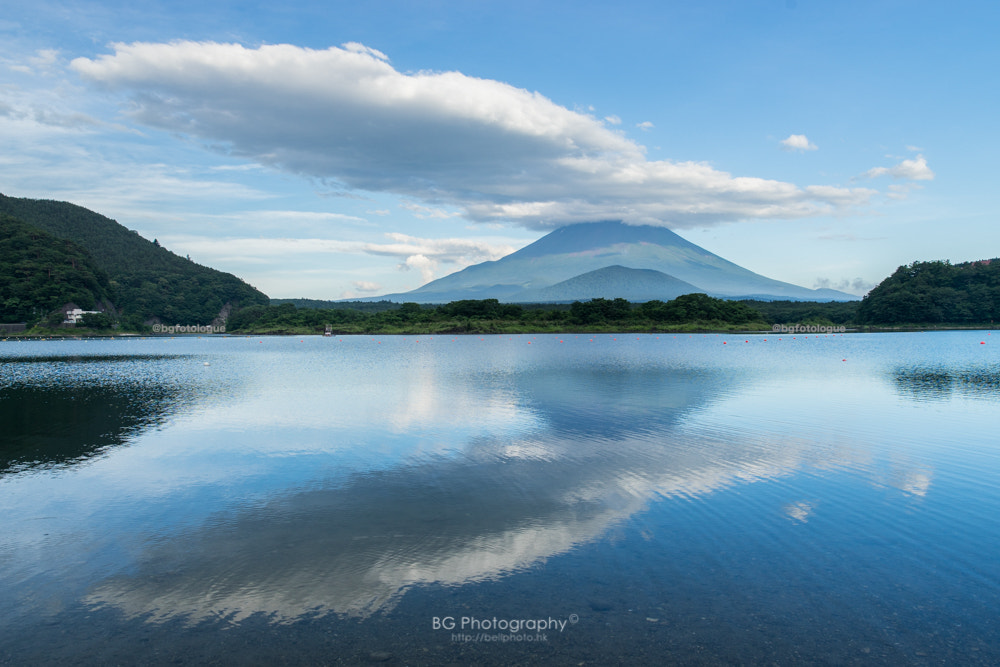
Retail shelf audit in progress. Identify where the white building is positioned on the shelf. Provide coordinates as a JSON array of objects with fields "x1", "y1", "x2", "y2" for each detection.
[{"x1": 63, "y1": 308, "x2": 100, "y2": 324}]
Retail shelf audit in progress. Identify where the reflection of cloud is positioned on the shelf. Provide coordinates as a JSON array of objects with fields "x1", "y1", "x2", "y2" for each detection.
[
  {"x1": 5, "y1": 340, "x2": 949, "y2": 632},
  {"x1": 86, "y1": 465, "x2": 640, "y2": 622},
  {"x1": 898, "y1": 471, "x2": 932, "y2": 497},
  {"x1": 784, "y1": 501, "x2": 814, "y2": 522},
  {"x1": 85, "y1": 426, "x2": 835, "y2": 623},
  {"x1": 873, "y1": 461, "x2": 934, "y2": 498},
  {"x1": 81, "y1": 363, "x2": 867, "y2": 624}
]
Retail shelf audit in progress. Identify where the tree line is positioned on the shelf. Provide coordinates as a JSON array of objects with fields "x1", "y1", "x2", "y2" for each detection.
[{"x1": 226, "y1": 295, "x2": 775, "y2": 334}]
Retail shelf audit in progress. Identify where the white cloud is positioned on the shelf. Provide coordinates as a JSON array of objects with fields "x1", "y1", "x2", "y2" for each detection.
[
  {"x1": 161, "y1": 231, "x2": 516, "y2": 285},
  {"x1": 400, "y1": 201, "x2": 462, "y2": 219},
  {"x1": 604, "y1": 115, "x2": 621, "y2": 125},
  {"x1": 813, "y1": 277, "x2": 875, "y2": 294},
  {"x1": 164, "y1": 233, "x2": 512, "y2": 261},
  {"x1": 886, "y1": 183, "x2": 924, "y2": 200},
  {"x1": 209, "y1": 163, "x2": 264, "y2": 172},
  {"x1": 340, "y1": 279, "x2": 385, "y2": 299},
  {"x1": 636, "y1": 121, "x2": 654, "y2": 131},
  {"x1": 398, "y1": 253, "x2": 437, "y2": 283},
  {"x1": 192, "y1": 209, "x2": 370, "y2": 235},
  {"x1": 6, "y1": 48, "x2": 61, "y2": 75},
  {"x1": 365, "y1": 232, "x2": 515, "y2": 283},
  {"x1": 0, "y1": 76, "x2": 131, "y2": 134},
  {"x1": 72, "y1": 41, "x2": 877, "y2": 230},
  {"x1": 861, "y1": 154, "x2": 934, "y2": 181},
  {"x1": 779, "y1": 134, "x2": 818, "y2": 151},
  {"x1": 0, "y1": 102, "x2": 103, "y2": 130}
]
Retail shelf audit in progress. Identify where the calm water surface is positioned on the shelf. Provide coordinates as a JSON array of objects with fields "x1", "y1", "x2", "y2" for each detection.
[{"x1": 1, "y1": 332, "x2": 998, "y2": 665}]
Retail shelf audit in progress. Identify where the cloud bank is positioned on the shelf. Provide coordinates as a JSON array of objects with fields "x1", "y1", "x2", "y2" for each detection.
[
  {"x1": 164, "y1": 231, "x2": 515, "y2": 276},
  {"x1": 72, "y1": 41, "x2": 879, "y2": 230}
]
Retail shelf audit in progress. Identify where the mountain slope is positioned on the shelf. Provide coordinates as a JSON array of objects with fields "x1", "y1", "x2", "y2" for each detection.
[
  {"x1": 372, "y1": 221, "x2": 855, "y2": 303},
  {"x1": 0, "y1": 193, "x2": 269, "y2": 324},
  {"x1": 0, "y1": 214, "x2": 113, "y2": 322},
  {"x1": 510, "y1": 265, "x2": 702, "y2": 303}
]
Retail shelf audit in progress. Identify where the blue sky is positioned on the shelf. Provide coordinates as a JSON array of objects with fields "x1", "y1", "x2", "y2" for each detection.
[{"x1": 2, "y1": 0, "x2": 997, "y2": 299}]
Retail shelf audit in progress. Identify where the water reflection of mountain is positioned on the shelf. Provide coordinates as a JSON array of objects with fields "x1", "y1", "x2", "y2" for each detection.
[
  {"x1": 0, "y1": 354, "x2": 205, "y2": 474},
  {"x1": 85, "y1": 362, "x2": 835, "y2": 624},
  {"x1": 515, "y1": 364, "x2": 728, "y2": 436},
  {"x1": 890, "y1": 365, "x2": 1000, "y2": 401}
]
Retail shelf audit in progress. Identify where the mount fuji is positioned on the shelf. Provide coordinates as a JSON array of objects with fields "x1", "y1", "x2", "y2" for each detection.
[{"x1": 367, "y1": 221, "x2": 855, "y2": 303}]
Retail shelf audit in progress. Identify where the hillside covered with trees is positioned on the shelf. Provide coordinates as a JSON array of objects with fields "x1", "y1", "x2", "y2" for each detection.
[
  {"x1": 0, "y1": 214, "x2": 113, "y2": 324},
  {"x1": 857, "y1": 259, "x2": 1000, "y2": 324},
  {"x1": 0, "y1": 193, "x2": 269, "y2": 327}
]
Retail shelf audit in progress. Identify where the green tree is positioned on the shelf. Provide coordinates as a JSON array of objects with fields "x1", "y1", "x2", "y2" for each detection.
[
  {"x1": 570, "y1": 298, "x2": 633, "y2": 324},
  {"x1": 79, "y1": 312, "x2": 114, "y2": 329}
]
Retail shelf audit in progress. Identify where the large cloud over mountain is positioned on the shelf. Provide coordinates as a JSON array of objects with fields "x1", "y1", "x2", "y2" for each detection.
[{"x1": 73, "y1": 41, "x2": 877, "y2": 229}]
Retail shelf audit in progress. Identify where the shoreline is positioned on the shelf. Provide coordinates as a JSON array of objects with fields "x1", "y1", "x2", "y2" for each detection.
[{"x1": 2, "y1": 323, "x2": 998, "y2": 340}]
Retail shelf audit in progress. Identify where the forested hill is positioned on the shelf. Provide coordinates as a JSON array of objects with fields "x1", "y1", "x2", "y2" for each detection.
[
  {"x1": 857, "y1": 259, "x2": 1000, "y2": 324},
  {"x1": 0, "y1": 214, "x2": 113, "y2": 323},
  {"x1": 0, "y1": 193, "x2": 269, "y2": 326}
]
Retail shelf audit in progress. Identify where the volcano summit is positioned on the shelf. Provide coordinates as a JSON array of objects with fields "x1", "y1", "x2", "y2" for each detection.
[{"x1": 369, "y1": 221, "x2": 855, "y2": 303}]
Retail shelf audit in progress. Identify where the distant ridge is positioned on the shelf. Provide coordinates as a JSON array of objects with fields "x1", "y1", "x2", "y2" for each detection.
[{"x1": 363, "y1": 221, "x2": 856, "y2": 303}]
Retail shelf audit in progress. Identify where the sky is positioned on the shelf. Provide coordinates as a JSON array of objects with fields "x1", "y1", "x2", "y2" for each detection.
[{"x1": 2, "y1": 0, "x2": 998, "y2": 300}]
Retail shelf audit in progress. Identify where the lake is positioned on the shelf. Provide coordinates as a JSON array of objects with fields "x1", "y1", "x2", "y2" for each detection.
[{"x1": 1, "y1": 331, "x2": 998, "y2": 665}]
